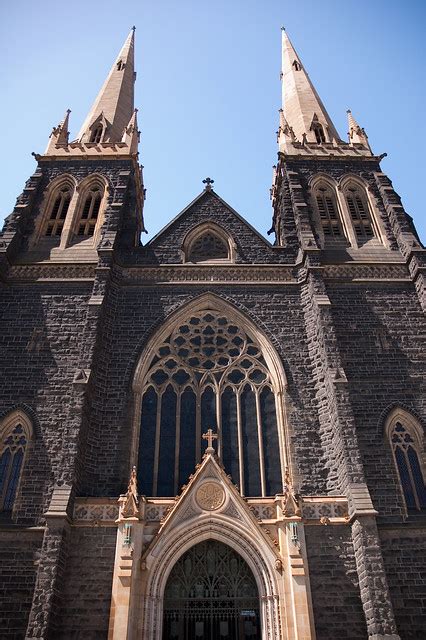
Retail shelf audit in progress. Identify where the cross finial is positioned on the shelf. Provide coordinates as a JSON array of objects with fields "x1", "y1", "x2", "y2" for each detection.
[
  {"x1": 202, "y1": 428, "x2": 218, "y2": 452},
  {"x1": 202, "y1": 177, "x2": 214, "y2": 191}
]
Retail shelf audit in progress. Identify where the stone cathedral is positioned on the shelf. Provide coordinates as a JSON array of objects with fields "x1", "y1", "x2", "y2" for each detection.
[{"x1": 0, "y1": 26, "x2": 425, "y2": 640}]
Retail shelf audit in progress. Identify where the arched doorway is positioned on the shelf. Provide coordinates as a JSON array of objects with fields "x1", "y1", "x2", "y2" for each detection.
[{"x1": 162, "y1": 540, "x2": 261, "y2": 639}]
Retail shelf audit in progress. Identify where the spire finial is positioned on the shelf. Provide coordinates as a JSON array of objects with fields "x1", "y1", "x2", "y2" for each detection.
[{"x1": 132, "y1": 25, "x2": 136, "y2": 32}]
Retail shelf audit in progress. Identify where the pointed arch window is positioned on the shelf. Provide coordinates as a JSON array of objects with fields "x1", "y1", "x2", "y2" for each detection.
[
  {"x1": 312, "y1": 122, "x2": 326, "y2": 144},
  {"x1": 292, "y1": 60, "x2": 301, "y2": 71},
  {"x1": 0, "y1": 418, "x2": 30, "y2": 513},
  {"x1": 44, "y1": 187, "x2": 71, "y2": 236},
  {"x1": 313, "y1": 183, "x2": 344, "y2": 240},
  {"x1": 90, "y1": 124, "x2": 103, "y2": 144},
  {"x1": 76, "y1": 186, "x2": 103, "y2": 236},
  {"x1": 344, "y1": 184, "x2": 375, "y2": 241},
  {"x1": 137, "y1": 308, "x2": 283, "y2": 498},
  {"x1": 188, "y1": 232, "x2": 229, "y2": 262},
  {"x1": 388, "y1": 414, "x2": 426, "y2": 511}
]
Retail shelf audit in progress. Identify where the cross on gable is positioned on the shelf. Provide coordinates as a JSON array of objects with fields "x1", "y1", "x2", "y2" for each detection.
[
  {"x1": 202, "y1": 177, "x2": 214, "y2": 191},
  {"x1": 202, "y1": 428, "x2": 218, "y2": 451}
]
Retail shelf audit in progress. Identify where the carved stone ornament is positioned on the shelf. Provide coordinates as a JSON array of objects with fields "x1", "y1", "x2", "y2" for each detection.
[
  {"x1": 119, "y1": 466, "x2": 139, "y2": 519},
  {"x1": 195, "y1": 482, "x2": 225, "y2": 511}
]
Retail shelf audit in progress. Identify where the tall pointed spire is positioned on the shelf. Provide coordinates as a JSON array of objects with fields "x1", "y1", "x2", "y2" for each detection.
[
  {"x1": 77, "y1": 27, "x2": 136, "y2": 144},
  {"x1": 280, "y1": 28, "x2": 341, "y2": 147}
]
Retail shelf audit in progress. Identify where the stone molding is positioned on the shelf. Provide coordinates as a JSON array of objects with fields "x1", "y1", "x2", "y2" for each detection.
[
  {"x1": 4, "y1": 260, "x2": 411, "y2": 285},
  {"x1": 72, "y1": 495, "x2": 349, "y2": 526}
]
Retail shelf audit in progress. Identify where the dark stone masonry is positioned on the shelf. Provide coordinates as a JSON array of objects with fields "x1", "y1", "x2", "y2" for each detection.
[{"x1": 0, "y1": 26, "x2": 425, "y2": 640}]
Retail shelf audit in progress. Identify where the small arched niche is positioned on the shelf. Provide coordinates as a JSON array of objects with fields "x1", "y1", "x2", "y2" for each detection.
[{"x1": 182, "y1": 222, "x2": 235, "y2": 263}]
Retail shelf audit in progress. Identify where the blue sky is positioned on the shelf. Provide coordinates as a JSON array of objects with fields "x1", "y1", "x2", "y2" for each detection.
[{"x1": 0, "y1": 0, "x2": 425, "y2": 242}]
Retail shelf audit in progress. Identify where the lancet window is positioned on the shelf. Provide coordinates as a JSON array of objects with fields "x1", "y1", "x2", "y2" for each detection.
[
  {"x1": 90, "y1": 124, "x2": 103, "y2": 144},
  {"x1": 313, "y1": 183, "x2": 344, "y2": 239},
  {"x1": 389, "y1": 419, "x2": 426, "y2": 511},
  {"x1": 312, "y1": 122, "x2": 326, "y2": 144},
  {"x1": 44, "y1": 186, "x2": 71, "y2": 236},
  {"x1": 137, "y1": 309, "x2": 282, "y2": 498},
  {"x1": 188, "y1": 232, "x2": 229, "y2": 262},
  {"x1": 0, "y1": 422, "x2": 28, "y2": 512},
  {"x1": 76, "y1": 187, "x2": 103, "y2": 236},
  {"x1": 344, "y1": 185, "x2": 375, "y2": 241}
]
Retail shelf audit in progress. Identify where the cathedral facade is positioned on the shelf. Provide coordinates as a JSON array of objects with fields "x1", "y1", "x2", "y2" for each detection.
[{"x1": 0, "y1": 27, "x2": 425, "y2": 640}]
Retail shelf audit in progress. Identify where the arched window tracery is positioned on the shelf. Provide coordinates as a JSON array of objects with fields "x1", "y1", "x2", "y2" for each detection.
[
  {"x1": 76, "y1": 187, "x2": 103, "y2": 236},
  {"x1": 388, "y1": 415, "x2": 426, "y2": 511},
  {"x1": 188, "y1": 232, "x2": 229, "y2": 262},
  {"x1": 137, "y1": 309, "x2": 283, "y2": 498},
  {"x1": 0, "y1": 417, "x2": 30, "y2": 513},
  {"x1": 44, "y1": 186, "x2": 72, "y2": 236},
  {"x1": 313, "y1": 182, "x2": 344, "y2": 241},
  {"x1": 343, "y1": 183, "x2": 375, "y2": 241}
]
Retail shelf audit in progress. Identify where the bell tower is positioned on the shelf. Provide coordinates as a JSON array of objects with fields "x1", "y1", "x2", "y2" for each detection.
[{"x1": 0, "y1": 27, "x2": 144, "y2": 272}]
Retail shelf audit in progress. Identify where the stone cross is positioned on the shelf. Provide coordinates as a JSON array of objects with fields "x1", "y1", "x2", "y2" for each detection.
[
  {"x1": 202, "y1": 177, "x2": 214, "y2": 190},
  {"x1": 202, "y1": 428, "x2": 218, "y2": 452}
]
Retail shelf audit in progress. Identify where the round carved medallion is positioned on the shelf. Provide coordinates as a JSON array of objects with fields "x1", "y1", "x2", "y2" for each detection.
[{"x1": 196, "y1": 482, "x2": 225, "y2": 511}]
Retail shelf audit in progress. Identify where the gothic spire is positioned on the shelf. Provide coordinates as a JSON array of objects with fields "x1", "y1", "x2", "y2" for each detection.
[
  {"x1": 280, "y1": 28, "x2": 341, "y2": 146},
  {"x1": 76, "y1": 27, "x2": 136, "y2": 144}
]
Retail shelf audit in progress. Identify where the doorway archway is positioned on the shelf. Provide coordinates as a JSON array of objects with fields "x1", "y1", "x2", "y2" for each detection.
[{"x1": 162, "y1": 540, "x2": 260, "y2": 639}]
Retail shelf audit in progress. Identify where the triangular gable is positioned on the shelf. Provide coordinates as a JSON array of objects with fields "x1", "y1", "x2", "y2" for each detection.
[
  {"x1": 142, "y1": 451, "x2": 280, "y2": 563},
  {"x1": 144, "y1": 189, "x2": 276, "y2": 263}
]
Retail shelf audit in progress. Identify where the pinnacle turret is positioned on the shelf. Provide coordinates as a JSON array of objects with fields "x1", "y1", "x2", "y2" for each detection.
[
  {"x1": 45, "y1": 109, "x2": 71, "y2": 153},
  {"x1": 347, "y1": 109, "x2": 371, "y2": 150}
]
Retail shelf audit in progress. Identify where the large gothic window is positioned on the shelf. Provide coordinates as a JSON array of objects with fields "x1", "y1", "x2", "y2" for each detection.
[
  {"x1": 0, "y1": 418, "x2": 30, "y2": 513},
  {"x1": 137, "y1": 308, "x2": 283, "y2": 497},
  {"x1": 388, "y1": 416, "x2": 426, "y2": 511}
]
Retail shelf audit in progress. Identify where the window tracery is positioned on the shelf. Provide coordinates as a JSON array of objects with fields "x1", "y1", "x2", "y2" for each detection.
[
  {"x1": 44, "y1": 186, "x2": 71, "y2": 236},
  {"x1": 344, "y1": 184, "x2": 375, "y2": 241},
  {"x1": 0, "y1": 422, "x2": 28, "y2": 512},
  {"x1": 389, "y1": 418, "x2": 426, "y2": 511},
  {"x1": 312, "y1": 122, "x2": 326, "y2": 144},
  {"x1": 76, "y1": 187, "x2": 102, "y2": 236},
  {"x1": 188, "y1": 232, "x2": 229, "y2": 262},
  {"x1": 313, "y1": 182, "x2": 344, "y2": 240},
  {"x1": 138, "y1": 310, "x2": 282, "y2": 498}
]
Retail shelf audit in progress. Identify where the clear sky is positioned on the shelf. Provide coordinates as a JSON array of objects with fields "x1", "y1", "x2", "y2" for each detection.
[{"x1": 0, "y1": 0, "x2": 425, "y2": 242}]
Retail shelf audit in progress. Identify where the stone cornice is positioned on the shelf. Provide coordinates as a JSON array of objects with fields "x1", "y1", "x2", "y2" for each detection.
[{"x1": 4, "y1": 260, "x2": 411, "y2": 284}]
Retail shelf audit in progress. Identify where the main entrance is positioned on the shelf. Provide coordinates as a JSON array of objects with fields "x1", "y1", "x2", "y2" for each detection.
[{"x1": 162, "y1": 540, "x2": 261, "y2": 639}]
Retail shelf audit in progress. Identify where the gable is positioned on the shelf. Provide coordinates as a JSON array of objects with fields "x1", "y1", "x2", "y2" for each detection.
[{"x1": 143, "y1": 189, "x2": 278, "y2": 264}]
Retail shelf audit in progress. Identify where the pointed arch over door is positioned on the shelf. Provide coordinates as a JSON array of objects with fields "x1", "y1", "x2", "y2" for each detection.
[
  {"x1": 133, "y1": 295, "x2": 288, "y2": 498},
  {"x1": 163, "y1": 540, "x2": 261, "y2": 639}
]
